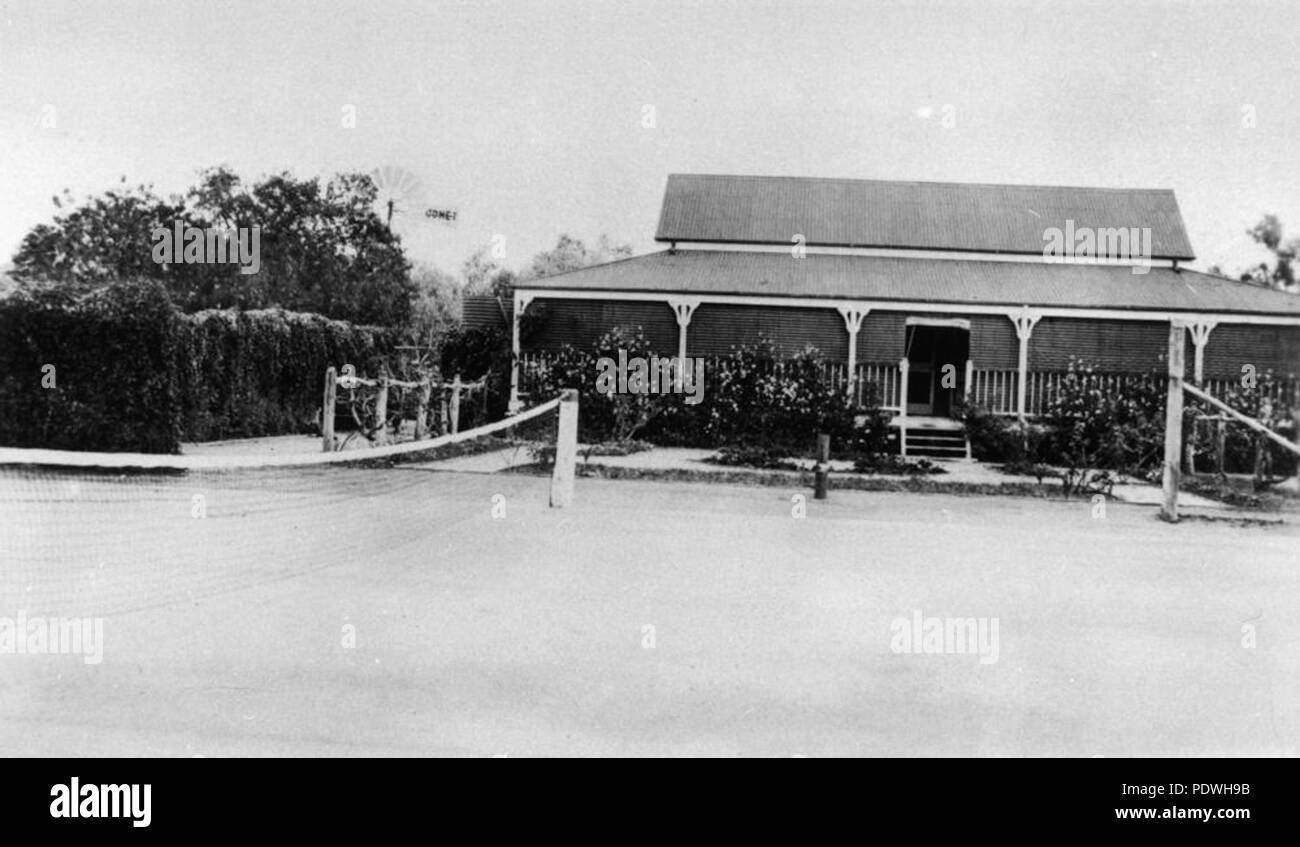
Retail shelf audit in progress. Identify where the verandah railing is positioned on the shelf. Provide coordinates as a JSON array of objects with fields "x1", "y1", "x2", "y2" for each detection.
[
  {"x1": 520, "y1": 352, "x2": 1296, "y2": 418},
  {"x1": 969, "y1": 369, "x2": 1158, "y2": 417},
  {"x1": 519, "y1": 352, "x2": 904, "y2": 410},
  {"x1": 971, "y1": 368, "x2": 1299, "y2": 417}
]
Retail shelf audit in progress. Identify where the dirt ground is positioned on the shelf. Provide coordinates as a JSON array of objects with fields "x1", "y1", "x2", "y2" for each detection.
[{"x1": 1, "y1": 468, "x2": 1296, "y2": 756}]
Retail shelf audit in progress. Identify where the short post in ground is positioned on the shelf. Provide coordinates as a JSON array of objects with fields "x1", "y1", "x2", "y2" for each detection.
[
  {"x1": 550, "y1": 389, "x2": 579, "y2": 508},
  {"x1": 814, "y1": 433, "x2": 831, "y2": 500}
]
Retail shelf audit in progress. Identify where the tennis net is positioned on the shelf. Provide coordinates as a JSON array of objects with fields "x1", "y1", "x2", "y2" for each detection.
[{"x1": 0, "y1": 399, "x2": 561, "y2": 620}]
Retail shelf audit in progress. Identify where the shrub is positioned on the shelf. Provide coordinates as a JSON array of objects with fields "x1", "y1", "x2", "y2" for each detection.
[
  {"x1": 959, "y1": 403, "x2": 1048, "y2": 466},
  {"x1": 0, "y1": 279, "x2": 182, "y2": 453},
  {"x1": 702, "y1": 342, "x2": 854, "y2": 451},
  {"x1": 852, "y1": 454, "x2": 947, "y2": 475},
  {"x1": 438, "y1": 323, "x2": 513, "y2": 428},
  {"x1": 0, "y1": 282, "x2": 402, "y2": 453},
  {"x1": 529, "y1": 326, "x2": 676, "y2": 443},
  {"x1": 176, "y1": 309, "x2": 397, "y2": 441},
  {"x1": 1040, "y1": 359, "x2": 1165, "y2": 496},
  {"x1": 706, "y1": 444, "x2": 802, "y2": 471},
  {"x1": 1200, "y1": 370, "x2": 1297, "y2": 483}
]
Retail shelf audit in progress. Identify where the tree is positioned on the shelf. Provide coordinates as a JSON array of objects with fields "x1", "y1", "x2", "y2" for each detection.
[
  {"x1": 521, "y1": 234, "x2": 632, "y2": 280},
  {"x1": 10, "y1": 167, "x2": 416, "y2": 326},
  {"x1": 11, "y1": 178, "x2": 185, "y2": 293},
  {"x1": 460, "y1": 246, "x2": 516, "y2": 297},
  {"x1": 408, "y1": 262, "x2": 462, "y2": 347},
  {"x1": 1232, "y1": 215, "x2": 1300, "y2": 292}
]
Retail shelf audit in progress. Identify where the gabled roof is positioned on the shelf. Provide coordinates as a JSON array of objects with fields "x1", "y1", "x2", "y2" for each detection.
[
  {"x1": 655, "y1": 174, "x2": 1197, "y2": 261},
  {"x1": 518, "y1": 250, "x2": 1300, "y2": 318}
]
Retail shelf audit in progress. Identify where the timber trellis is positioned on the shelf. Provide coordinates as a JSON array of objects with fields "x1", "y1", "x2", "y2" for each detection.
[
  {"x1": 1160, "y1": 323, "x2": 1300, "y2": 522},
  {"x1": 320, "y1": 367, "x2": 487, "y2": 452}
]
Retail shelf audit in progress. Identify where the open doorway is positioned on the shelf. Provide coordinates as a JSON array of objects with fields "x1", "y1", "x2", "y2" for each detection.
[{"x1": 905, "y1": 322, "x2": 970, "y2": 417}]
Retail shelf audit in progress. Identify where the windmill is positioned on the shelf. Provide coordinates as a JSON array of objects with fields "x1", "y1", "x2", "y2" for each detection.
[{"x1": 370, "y1": 165, "x2": 425, "y2": 230}]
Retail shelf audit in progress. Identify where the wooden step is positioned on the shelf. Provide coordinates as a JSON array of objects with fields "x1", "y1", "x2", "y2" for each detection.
[{"x1": 902, "y1": 424, "x2": 970, "y2": 459}]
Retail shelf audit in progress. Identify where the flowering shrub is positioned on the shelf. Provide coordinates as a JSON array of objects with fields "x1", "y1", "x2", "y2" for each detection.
[
  {"x1": 530, "y1": 333, "x2": 891, "y2": 455},
  {"x1": 1043, "y1": 359, "x2": 1167, "y2": 486}
]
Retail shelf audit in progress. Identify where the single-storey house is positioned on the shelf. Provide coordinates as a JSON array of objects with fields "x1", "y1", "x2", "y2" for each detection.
[{"x1": 470, "y1": 174, "x2": 1300, "y2": 454}]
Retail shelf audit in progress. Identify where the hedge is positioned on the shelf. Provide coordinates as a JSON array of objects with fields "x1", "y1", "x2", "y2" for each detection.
[
  {"x1": 176, "y1": 308, "x2": 395, "y2": 442},
  {"x1": 0, "y1": 280, "x2": 399, "y2": 453}
]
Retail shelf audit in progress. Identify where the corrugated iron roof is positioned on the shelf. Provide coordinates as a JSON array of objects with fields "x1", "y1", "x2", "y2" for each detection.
[
  {"x1": 519, "y1": 249, "x2": 1300, "y2": 317},
  {"x1": 655, "y1": 174, "x2": 1197, "y2": 261}
]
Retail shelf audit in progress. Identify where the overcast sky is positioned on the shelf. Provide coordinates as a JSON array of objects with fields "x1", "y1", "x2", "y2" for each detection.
[{"x1": 1, "y1": 0, "x2": 1297, "y2": 277}]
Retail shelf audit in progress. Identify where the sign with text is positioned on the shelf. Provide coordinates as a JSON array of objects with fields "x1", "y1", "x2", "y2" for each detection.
[{"x1": 423, "y1": 207, "x2": 459, "y2": 224}]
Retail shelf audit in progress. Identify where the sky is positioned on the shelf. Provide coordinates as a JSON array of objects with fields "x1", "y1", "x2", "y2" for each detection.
[{"x1": 2, "y1": 0, "x2": 1299, "y2": 278}]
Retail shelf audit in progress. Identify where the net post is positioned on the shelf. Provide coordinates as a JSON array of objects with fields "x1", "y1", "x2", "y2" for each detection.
[
  {"x1": 1161, "y1": 323, "x2": 1186, "y2": 523},
  {"x1": 550, "y1": 389, "x2": 579, "y2": 508},
  {"x1": 322, "y1": 367, "x2": 337, "y2": 452}
]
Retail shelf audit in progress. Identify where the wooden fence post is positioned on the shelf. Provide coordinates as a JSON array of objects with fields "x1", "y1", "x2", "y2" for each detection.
[
  {"x1": 450, "y1": 374, "x2": 462, "y2": 434},
  {"x1": 813, "y1": 433, "x2": 831, "y2": 500},
  {"x1": 1294, "y1": 406, "x2": 1300, "y2": 484},
  {"x1": 1160, "y1": 323, "x2": 1186, "y2": 522},
  {"x1": 322, "y1": 367, "x2": 337, "y2": 452},
  {"x1": 550, "y1": 389, "x2": 579, "y2": 508},
  {"x1": 1215, "y1": 418, "x2": 1227, "y2": 477},
  {"x1": 374, "y1": 378, "x2": 389, "y2": 445},
  {"x1": 414, "y1": 379, "x2": 432, "y2": 440}
]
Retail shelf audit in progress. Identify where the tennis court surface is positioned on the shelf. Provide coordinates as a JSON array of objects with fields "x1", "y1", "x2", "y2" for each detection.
[{"x1": 2, "y1": 466, "x2": 1297, "y2": 756}]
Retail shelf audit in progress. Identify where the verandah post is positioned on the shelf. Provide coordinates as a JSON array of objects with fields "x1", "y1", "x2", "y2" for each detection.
[
  {"x1": 509, "y1": 291, "x2": 533, "y2": 414},
  {"x1": 898, "y1": 357, "x2": 910, "y2": 457},
  {"x1": 1161, "y1": 322, "x2": 1187, "y2": 522},
  {"x1": 836, "y1": 306, "x2": 868, "y2": 401}
]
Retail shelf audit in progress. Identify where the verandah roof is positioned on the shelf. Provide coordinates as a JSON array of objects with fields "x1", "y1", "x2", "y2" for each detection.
[{"x1": 517, "y1": 249, "x2": 1300, "y2": 318}]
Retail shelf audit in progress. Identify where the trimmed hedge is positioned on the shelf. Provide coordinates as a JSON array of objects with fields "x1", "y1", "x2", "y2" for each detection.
[
  {"x1": 0, "y1": 280, "x2": 398, "y2": 453},
  {"x1": 176, "y1": 309, "x2": 395, "y2": 442},
  {"x1": 0, "y1": 281, "x2": 181, "y2": 453}
]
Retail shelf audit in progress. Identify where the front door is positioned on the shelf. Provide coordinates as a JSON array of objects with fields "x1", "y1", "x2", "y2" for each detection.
[{"x1": 905, "y1": 324, "x2": 970, "y2": 417}]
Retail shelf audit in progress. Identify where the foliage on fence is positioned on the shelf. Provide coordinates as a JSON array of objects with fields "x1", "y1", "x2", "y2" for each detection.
[
  {"x1": 0, "y1": 279, "x2": 400, "y2": 453},
  {"x1": 963, "y1": 357, "x2": 1298, "y2": 484},
  {"x1": 176, "y1": 308, "x2": 397, "y2": 442},
  {"x1": 1198, "y1": 368, "x2": 1298, "y2": 479},
  {"x1": 437, "y1": 323, "x2": 512, "y2": 428}
]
